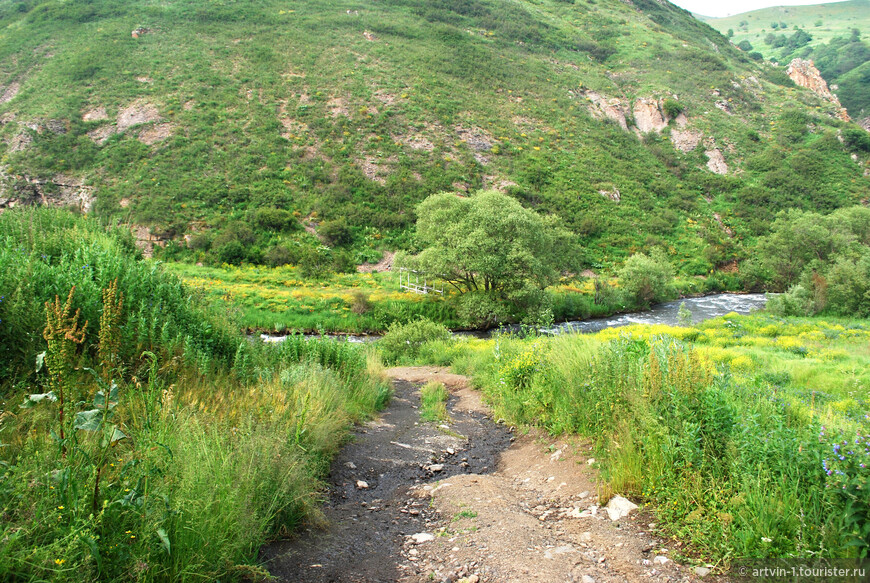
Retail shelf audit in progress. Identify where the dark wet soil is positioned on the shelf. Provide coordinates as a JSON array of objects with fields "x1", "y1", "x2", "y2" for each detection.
[{"x1": 260, "y1": 379, "x2": 513, "y2": 582}]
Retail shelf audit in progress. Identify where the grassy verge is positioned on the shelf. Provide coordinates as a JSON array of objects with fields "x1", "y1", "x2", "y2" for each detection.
[
  {"x1": 162, "y1": 261, "x2": 461, "y2": 333},
  {"x1": 402, "y1": 314, "x2": 870, "y2": 563},
  {"x1": 163, "y1": 260, "x2": 741, "y2": 334},
  {"x1": 0, "y1": 208, "x2": 391, "y2": 581},
  {"x1": 420, "y1": 381, "x2": 450, "y2": 423}
]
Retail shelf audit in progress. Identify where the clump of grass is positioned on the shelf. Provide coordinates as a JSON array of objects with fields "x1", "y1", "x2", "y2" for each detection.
[{"x1": 420, "y1": 381, "x2": 449, "y2": 423}]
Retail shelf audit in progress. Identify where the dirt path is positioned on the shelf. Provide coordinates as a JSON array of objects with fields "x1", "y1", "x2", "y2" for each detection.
[{"x1": 262, "y1": 367, "x2": 715, "y2": 583}]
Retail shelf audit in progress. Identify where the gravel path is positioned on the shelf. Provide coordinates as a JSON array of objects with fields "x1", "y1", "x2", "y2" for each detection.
[{"x1": 261, "y1": 368, "x2": 721, "y2": 583}]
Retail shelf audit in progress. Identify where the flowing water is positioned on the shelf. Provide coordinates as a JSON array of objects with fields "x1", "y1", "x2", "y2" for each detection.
[
  {"x1": 259, "y1": 293, "x2": 768, "y2": 343},
  {"x1": 541, "y1": 292, "x2": 768, "y2": 334}
]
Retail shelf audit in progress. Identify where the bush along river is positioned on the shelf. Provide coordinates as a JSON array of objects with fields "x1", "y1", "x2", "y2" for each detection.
[{"x1": 259, "y1": 293, "x2": 768, "y2": 343}]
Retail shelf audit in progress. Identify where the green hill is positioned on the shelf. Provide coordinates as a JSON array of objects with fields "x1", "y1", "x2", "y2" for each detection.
[
  {"x1": 0, "y1": 0, "x2": 868, "y2": 274},
  {"x1": 701, "y1": 0, "x2": 870, "y2": 49},
  {"x1": 703, "y1": 1, "x2": 870, "y2": 120}
]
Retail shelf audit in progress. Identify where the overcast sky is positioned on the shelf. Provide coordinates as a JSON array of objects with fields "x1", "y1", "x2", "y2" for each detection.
[{"x1": 669, "y1": 0, "x2": 851, "y2": 18}]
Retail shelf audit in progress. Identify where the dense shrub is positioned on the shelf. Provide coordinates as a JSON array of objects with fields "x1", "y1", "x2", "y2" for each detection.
[
  {"x1": 617, "y1": 249, "x2": 675, "y2": 308},
  {"x1": 378, "y1": 318, "x2": 452, "y2": 364},
  {"x1": 252, "y1": 207, "x2": 300, "y2": 232}
]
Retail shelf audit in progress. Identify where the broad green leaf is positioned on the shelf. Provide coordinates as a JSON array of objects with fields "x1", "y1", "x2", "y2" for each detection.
[
  {"x1": 156, "y1": 528, "x2": 171, "y2": 555},
  {"x1": 20, "y1": 392, "x2": 57, "y2": 408},
  {"x1": 74, "y1": 409, "x2": 103, "y2": 432},
  {"x1": 94, "y1": 383, "x2": 120, "y2": 411},
  {"x1": 35, "y1": 351, "x2": 46, "y2": 373},
  {"x1": 109, "y1": 426, "x2": 127, "y2": 444}
]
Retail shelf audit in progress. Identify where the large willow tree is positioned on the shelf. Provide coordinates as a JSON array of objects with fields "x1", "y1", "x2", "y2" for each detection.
[{"x1": 400, "y1": 189, "x2": 577, "y2": 324}]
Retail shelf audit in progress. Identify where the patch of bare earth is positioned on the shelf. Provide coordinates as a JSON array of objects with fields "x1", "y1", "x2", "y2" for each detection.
[
  {"x1": 357, "y1": 250, "x2": 396, "y2": 274},
  {"x1": 138, "y1": 123, "x2": 173, "y2": 145},
  {"x1": 358, "y1": 155, "x2": 396, "y2": 184},
  {"x1": 328, "y1": 96, "x2": 350, "y2": 118},
  {"x1": 117, "y1": 100, "x2": 162, "y2": 132},
  {"x1": 0, "y1": 82, "x2": 20, "y2": 104},
  {"x1": 82, "y1": 107, "x2": 109, "y2": 122}
]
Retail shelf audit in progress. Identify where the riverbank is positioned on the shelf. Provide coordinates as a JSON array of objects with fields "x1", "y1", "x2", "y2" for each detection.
[
  {"x1": 255, "y1": 293, "x2": 768, "y2": 343},
  {"x1": 166, "y1": 260, "x2": 748, "y2": 336}
]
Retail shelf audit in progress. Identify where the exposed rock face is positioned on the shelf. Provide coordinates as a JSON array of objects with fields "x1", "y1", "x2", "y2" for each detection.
[
  {"x1": 132, "y1": 225, "x2": 170, "y2": 258},
  {"x1": 786, "y1": 59, "x2": 850, "y2": 121},
  {"x1": 860, "y1": 117, "x2": 870, "y2": 132},
  {"x1": 0, "y1": 169, "x2": 95, "y2": 213},
  {"x1": 671, "y1": 128, "x2": 703, "y2": 152},
  {"x1": 598, "y1": 187, "x2": 621, "y2": 202},
  {"x1": 705, "y1": 147, "x2": 728, "y2": 175},
  {"x1": 582, "y1": 91, "x2": 628, "y2": 131},
  {"x1": 633, "y1": 98, "x2": 667, "y2": 133}
]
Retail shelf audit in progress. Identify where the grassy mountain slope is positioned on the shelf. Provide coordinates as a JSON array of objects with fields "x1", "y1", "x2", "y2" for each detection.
[
  {"x1": 703, "y1": 1, "x2": 870, "y2": 120},
  {"x1": 702, "y1": 0, "x2": 870, "y2": 49},
  {"x1": 0, "y1": 0, "x2": 868, "y2": 273}
]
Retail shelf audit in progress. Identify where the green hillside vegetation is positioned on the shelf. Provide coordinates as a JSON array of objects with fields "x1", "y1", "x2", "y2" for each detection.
[
  {"x1": 703, "y1": 0, "x2": 870, "y2": 49},
  {"x1": 703, "y1": 2, "x2": 870, "y2": 119},
  {"x1": 0, "y1": 0, "x2": 868, "y2": 280},
  {"x1": 0, "y1": 208, "x2": 390, "y2": 581}
]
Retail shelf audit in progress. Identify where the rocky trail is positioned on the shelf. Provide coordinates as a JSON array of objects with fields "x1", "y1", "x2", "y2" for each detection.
[{"x1": 261, "y1": 367, "x2": 719, "y2": 583}]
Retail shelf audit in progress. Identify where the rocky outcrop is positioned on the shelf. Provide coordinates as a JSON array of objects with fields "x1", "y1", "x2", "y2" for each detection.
[
  {"x1": 786, "y1": 59, "x2": 850, "y2": 121},
  {"x1": 582, "y1": 92, "x2": 675, "y2": 134},
  {"x1": 671, "y1": 128, "x2": 703, "y2": 152},
  {"x1": 598, "y1": 186, "x2": 621, "y2": 202},
  {"x1": 132, "y1": 225, "x2": 170, "y2": 258},
  {"x1": 582, "y1": 91, "x2": 628, "y2": 131},
  {"x1": 0, "y1": 169, "x2": 95, "y2": 213},
  {"x1": 705, "y1": 146, "x2": 728, "y2": 175},
  {"x1": 860, "y1": 117, "x2": 870, "y2": 132},
  {"x1": 632, "y1": 98, "x2": 668, "y2": 133}
]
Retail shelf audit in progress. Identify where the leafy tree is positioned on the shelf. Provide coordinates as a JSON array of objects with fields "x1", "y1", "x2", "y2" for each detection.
[
  {"x1": 617, "y1": 248, "x2": 674, "y2": 308},
  {"x1": 401, "y1": 190, "x2": 576, "y2": 321},
  {"x1": 737, "y1": 40, "x2": 753, "y2": 52}
]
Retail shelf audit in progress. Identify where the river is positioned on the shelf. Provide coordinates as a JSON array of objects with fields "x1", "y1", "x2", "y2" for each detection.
[{"x1": 259, "y1": 293, "x2": 768, "y2": 344}]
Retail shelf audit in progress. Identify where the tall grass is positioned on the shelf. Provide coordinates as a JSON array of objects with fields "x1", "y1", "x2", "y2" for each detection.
[
  {"x1": 0, "y1": 208, "x2": 390, "y2": 581},
  {"x1": 420, "y1": 381, "x2": 449, "y2": 423},
  {"x1": 452, "y1": 315, "x2": 870, "y2": 562}
]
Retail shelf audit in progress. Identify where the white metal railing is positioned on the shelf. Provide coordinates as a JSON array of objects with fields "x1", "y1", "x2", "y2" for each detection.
[{"x1": 398, "y1": 268, "x2": 443, "y2": 295}]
